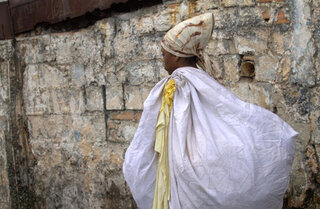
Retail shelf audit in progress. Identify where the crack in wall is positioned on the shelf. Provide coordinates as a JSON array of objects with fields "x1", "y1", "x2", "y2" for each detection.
[{"x1": 102, "y1": 85, "x2": 108, "y2": 141}]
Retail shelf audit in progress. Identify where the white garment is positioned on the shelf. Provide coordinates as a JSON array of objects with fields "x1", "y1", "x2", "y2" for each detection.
[{"x1": 123, "y1": 67, "x2": 298, "y2": 209}]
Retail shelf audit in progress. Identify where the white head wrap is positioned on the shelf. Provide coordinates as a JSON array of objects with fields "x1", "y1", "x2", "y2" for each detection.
[{"x1": 161, "y1": 13, "x2": 214, "y2": 73}]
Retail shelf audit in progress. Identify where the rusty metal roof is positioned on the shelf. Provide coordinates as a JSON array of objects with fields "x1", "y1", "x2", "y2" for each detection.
[
  {"x1": 0, "y1": 1, "x2": 13, "y2": 39},
  {"x1": 0, "y1": 0, "x2": 130, "y2": 40}
]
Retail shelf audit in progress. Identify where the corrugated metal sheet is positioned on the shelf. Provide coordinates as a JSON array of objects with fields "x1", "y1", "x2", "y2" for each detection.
[
  {"x1": 0, "y1": 0, "x2": 130, "y2": 39},
  {"x1": 0, "y1": 2, "x2": 13, "y2": 39},
  {"x1": 10, "y1": 0, "x2": 128, "y2": 34}
]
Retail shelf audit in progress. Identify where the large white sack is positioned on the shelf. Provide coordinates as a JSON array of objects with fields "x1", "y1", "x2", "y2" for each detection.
[{"x1": 123, "y1": 67, "x2": 298, "y2": 209}]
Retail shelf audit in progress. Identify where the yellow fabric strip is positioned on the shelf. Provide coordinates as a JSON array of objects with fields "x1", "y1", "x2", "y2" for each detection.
[{"x1": 153, "y1": 79, "x2": 176, "y2": 209}]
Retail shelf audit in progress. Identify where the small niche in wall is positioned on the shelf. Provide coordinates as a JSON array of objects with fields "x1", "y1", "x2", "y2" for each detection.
[
  {"x1": 262, "y1": 10, "x2": 271, "y2": 22},
  {"x1": 240, "y1": 55, "x2": 255, "y2": 80}
]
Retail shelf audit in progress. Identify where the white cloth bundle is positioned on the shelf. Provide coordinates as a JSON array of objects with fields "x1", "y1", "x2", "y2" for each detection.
[{"x1": 123, "y1": 67, "x2": 298, "y2": 209}]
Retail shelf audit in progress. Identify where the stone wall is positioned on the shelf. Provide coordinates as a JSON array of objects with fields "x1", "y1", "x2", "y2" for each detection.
[
  {"x1": 0, "y1": 0, "x2": 319, "y2": 208},
  {"x1": 0, "y1": 40, "x2": 11, "y2": 209}
]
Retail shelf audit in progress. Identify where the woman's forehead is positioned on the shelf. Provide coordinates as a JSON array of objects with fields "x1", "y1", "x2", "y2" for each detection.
[{"x1": 161, "y1": 47, "x2": 169, "y2": 56}]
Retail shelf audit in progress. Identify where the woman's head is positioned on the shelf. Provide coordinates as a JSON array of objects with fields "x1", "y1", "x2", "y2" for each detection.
[
  {"x1": 161, "y1": 13, "x2": 214, "y2": 74},
  {"x1": 161, "y1": 46, "x2": 197, "y2": 74}
]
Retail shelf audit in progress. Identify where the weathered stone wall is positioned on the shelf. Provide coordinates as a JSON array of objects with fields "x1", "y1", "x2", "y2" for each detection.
[
  {"x1": 0, "y1": 40, "x2": 12, "y2": 209},
  {"x1": 0, "y1": 0, "x2": 319, "y2": 208}
]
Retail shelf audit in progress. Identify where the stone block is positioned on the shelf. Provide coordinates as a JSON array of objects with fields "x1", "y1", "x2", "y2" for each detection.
[
  {"x1": 28, "y1": 115, "x2": 73, "y2": 140},
  {"x1": 207, "y1": 39, "x2": 236, "y2": 56},
  {"x1": 124, "y1": 85, "x2": 153, "y2": 110},
  {"x1": 279, "y1": 54, "x2": 291, "y2": 82},
  {"x1": 178, "y1": 0, "x2": 201, "y2": 20},
  {"x1": 102, "y1": 143, "x2": 126, "y2": 172},
  {"x1": 28, "y1": 114, "x2": 105, "y2": 144},
  {"x1": 222, "y1": 0, "x2": 255, "y2": 7},
  {"x1": 50, "y1": 88, "x2": 76, "y2": 114},
  {"x1": 136, "y1": 16, "x2": 155, "y2": 35},
  {"x1": 124, "y1": 85, "x2": 144, "y2": 110},
  {"x1": 125, "y1": 61, "x2": 157, "y2": 86},
  {"x1": 311, "y1": 120, "x2": 320, "y2": 144},
  {"x1": 117, "y1": 20, "x2": 132, "y2": 37},
  {"x1": 223, "y1": 55, "x2": 240, "y2": 83},
  {"x1": 98, "y1": 18, "x2": 116, "y2": 58},
  {"x1": 287, "y1": 146, "x2": 309, "y2": 208},
  {"x1": 98, "y1": 18, "x2": 116, "y2": 38},
  {"x1": 255, "y1": 54, "x2": 279, "y2": 82},
  {"x1": 113, "y1": 29, "x2": 141, "y2": 63},
  {"x1": 0, "y1": 40, "x2": 13, "y2": 61},
  {"x1": 85, "y1": 85, "x2": 104, "y2": 112},
  {"x1": 109, "y1": 111, "x2": 142, "y2": 121},
  {"x1": 23, "y1": 64, "x2": 68, "y2": 90},
  {"x1": 212, "y1": 8, "x2": 237, "y2": 29},
  {"x1": 0, "y1": 62, "x2": 9, "y2": 116},
  {"x1": 0, "y1": 61, "x2": 9, "y2": 88},
  {"x1": 51, "y1": 31, "x2": 103, "y2": 67},
  {"x1": 154, "y1": 10, "x2": 174, "y2": 32},
  {"x1": 69, "y1": 89, "x2": 86, "y2": 114},
  {"x1": 290, "y1": 53, "x2": 316, "y2": 87},
  {"x1": 29, "y1": 132, "x2": 123, "y2": 209},
  {"x1": 86, "y1": 65, "x2": 107, "y2": 87},
  {"x1": 32, "y1": 156, "x2": 91, "y2": 209},
  {"x1": 214, "y1": 7, "x2": 264, "y2": 29},
  {"x1": 316, "y1": 55, "x2": 320, "y2": 85},
  {"x1": 107, "y1": 119, "x2": 139, "y2": 143},
  {"x1": 275, "y1": 9, "x2": 290, "y2": 24},
  {"x1": 197, "y1": 0, "x2": 220, "y2": 10},
  {"x1": 165, "y1": 3, "x2": 182, "y2": 25},
  {"x1": 104, "y1": 64, "x2": 118, "y2": 85},
  {"x1": 104, "y1": 173, "x2": 133, "y2": 199},
  {"x1": 71, "y1": 114, "x2": 106, "y2": 144},
  {"x1": 310, "y1": 87, "x2": 320, "y2": 146},
  {"x1": 141, "y1": 36, "x2": 162, "y2": 59},
  {"x1": 106, "y1": 85, "x2": 124, "y2": 110},
  {"x1": 313, "y1": 125, "x2": 320, "y2": 161},
  {"x1": 0, "y1": 117, "x2": 9, "y2": 209},
  {"x1": 207, "y1": 30, "x2": 236, "y2": 57},
  {"x1": 24, "y1": 87, "x2": 85, "y2": 115},
  {"x1": 259, "y1": 0, "x2": 286, "y2": 3},
  {"x1": 311, "y1": 87, "x2": 320, "y2": 110},
  {"x1": 280, "y1": 85, "x2": 311, "y2": 122},
  {"x1": 290, "y1": 122, "x2": 311, "y2": 148},
  {"x1": 240, "y1": 6, "x2": 269, "y2": 25},
  {"x1": 270, "y1": 31, "x2": 292, "y2": 55},
  {"x1": 234, "y1": 28, "x2": 269, "y2": 54},
  {"x1": 208, "y1": 56, "x2": 224, "y2": 82},
  {"x1": 0, "y1": 202, "x2": 9, "y2": 209},
  {"x1": 291, "y1": 0, "x2": 315, "y2": 87},
  {"x1": 103, "y1": 63, "x2": 125, "y2": 88},
  {"x1": 230, "y1": 82, "x2": 273, "y2": 110},
  {"x1": 50, "y1": 33, "x2": 73, "y2": 64},
  {"x1": 71, "y1": 64, "x2": 87, "y2": 87},
  {"x1": 16, "y1": 35, "x2": 53, "y2": 64},
  {"x1": 23, "y1": 87, "x2": 51, "y2": 115},
  {"x1": 211, "y1": 29, "x2": 234, "y2": 40}
]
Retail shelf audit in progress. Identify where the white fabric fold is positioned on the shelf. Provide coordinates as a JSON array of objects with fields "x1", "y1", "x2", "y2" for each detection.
[{"x1": 123, "y1": 67, "x2": 298, "y2": 209}]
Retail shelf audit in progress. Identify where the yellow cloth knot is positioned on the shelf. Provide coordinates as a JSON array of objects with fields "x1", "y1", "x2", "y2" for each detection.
[
  {"x1": 153, "y1": 79, "x2": 176, "y2": 209},
  {"x1": 162, "y1": 79, "x2": 176, "y2": 110}
]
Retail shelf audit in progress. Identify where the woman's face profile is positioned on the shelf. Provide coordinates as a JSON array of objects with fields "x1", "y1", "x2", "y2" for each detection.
[{"x1": 161, "y1": 47, "x2": 177, "y2": 75}]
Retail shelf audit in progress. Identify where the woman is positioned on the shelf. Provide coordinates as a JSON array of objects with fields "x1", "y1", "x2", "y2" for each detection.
[{"x1": 123, "y1": 13, "x2": 298, "y2": 209}]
